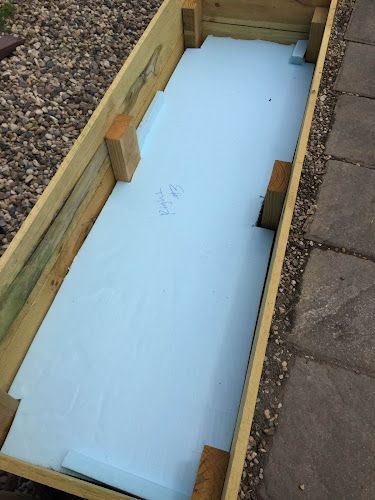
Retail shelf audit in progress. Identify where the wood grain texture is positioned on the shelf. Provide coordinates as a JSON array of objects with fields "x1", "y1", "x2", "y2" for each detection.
[
  {"x1": 261, "y1": 161, "x2": 292, "y2": 230},
  {"x1": 182, "y1": 0, "x2": 202, "y2": 48},
  {"x1": 222, "y1": 0, "x2": 338, "y2": 498},
  {"x1": 202, "y1": 0, "x2": 320, "y2": 32},
  {"x1": 306, "y1": 6, "x2": 329, "y2": 62},
  {"x1": 203, "y1": 21, "x2": 307, "y2": 43},
  {"x1": 0, "y1": 0, "x2": 184, "y2": 310},
  {"x1": 0, "y1": 153, "x2": 114, "y2": 392},
  {"x1": 192, "y1": 446, "x2": 229, "y2": 499},
  {"x1": 0, "y1": 454, "x2": 132, "y2": 500},
  {"x1": 0, "y1": 391, "x2": 19, "y2": 446},
  {"x1": 105, "y1": 115, "x2": 140, "y2": 181}
]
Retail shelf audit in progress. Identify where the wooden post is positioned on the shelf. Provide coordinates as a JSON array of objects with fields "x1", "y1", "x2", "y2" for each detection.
[
  {"x1": 192, "y1": 445, "x2": 229, "y2": 499},
  {"x1": 306, "y1": 7, "x2": 329, "y2": 63},
  {"x1": 0, "y1": 391, "x2": 19, "y2": 446},
  {"x1": 182, "y1": 0, "x2": 202, "y2": 49},
  {"x1": 105, "y1": 115, "x2": 140, "y2": 182},
  {"x1": 261, "y1": 160, "x2": 292, "y2": 231}
]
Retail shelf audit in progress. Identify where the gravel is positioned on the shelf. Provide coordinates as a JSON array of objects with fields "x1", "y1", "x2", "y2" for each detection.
[
  {"x1": 239, "y1": 1, "x2": 356, "y2": 498},
  {"x1": 0, "y1": 0, "x2": 162, "y2": 256}
]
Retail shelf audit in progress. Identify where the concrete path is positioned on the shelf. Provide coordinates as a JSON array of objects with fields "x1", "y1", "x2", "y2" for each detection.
[{"x1": 260, "y1": 1, "x2": 375, "y2": 498}]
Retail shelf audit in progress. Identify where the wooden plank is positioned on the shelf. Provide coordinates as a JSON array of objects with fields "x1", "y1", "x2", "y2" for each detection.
[
  {"x1": 203, "y1": 21, "x2": 307, "y2": 43},
  {"x1": 0, "y1": 391, "x2": 19, "y2": 446},
  {"x1": 306, "y1": 6, "x2": 329, "y2": 62},
  {"x1": 182, "y1": 0, "x2": 202, "y2": 48},
  {"x1": 105, "y1": 115, "x2": 140, "y2": 181},
  {"x1": 0, "y1": 454, "x2": 132, "y2": 500},
  {"x1": 202, "y1": 0, "x2": 322, "y2": 31},
  {"x1": 0, "y1": 0, "x2": 184, "y2": 308},
  {"x1": 221, "y1": 0, "x2": 338, "y2": 498},
  {"x1": 261, "y1": 161, "x2": 292, "y2": 230},
  {"x1": 0, "y1": 36, "x2": 23, "y2": 60},
  {"x1": 0, "y1": 154, "x2": 114, "y2": 392},
  {"x1": 192, "y1": 446, "x2": 229, "y2": 499},
  {"x1": 0, "y1": 144, "x2": 110, "y2": 346}
]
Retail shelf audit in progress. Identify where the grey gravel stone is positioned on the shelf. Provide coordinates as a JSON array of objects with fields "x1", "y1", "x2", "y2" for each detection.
[
  {"x1": 305, "y1": 160, "x2": 375, "y2": 258},
  {"x1": 335, "y1": 42, "x2": 375, "y2": 98},
  {"x1": 259, "y1": 357, "x2": 375, "y2": 500},
  {"x1": 326, "y1": 95, "x2": 375, "y2": 168},
  {"x1": 0, "y1": 0, "x2": 162, "y2": 256}
]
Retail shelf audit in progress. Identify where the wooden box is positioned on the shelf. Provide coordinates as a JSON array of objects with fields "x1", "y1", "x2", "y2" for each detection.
[{"x1": 0, "y1": 1, "x2": 335, "y2": 498}]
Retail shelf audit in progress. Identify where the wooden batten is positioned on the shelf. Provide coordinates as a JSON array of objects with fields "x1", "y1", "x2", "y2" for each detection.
[
  {"x1": 192, "y1": 445, "x2": 229, "y2": 499},
  {"x1": 261, "y1": 160, "x2": 292, "y2": 230},
  {"x1": 306, "y1": 7, "x2": 329, "y2": 62},
  {"x1": 105, "y1": 115, "x2": 140, "y2": 182},
  {"x1": 0, "y1": 391, "x2": 19, "y2": 446},
  {"x1": 182, "y1": 0, "x2": 202, "y2": 48}
]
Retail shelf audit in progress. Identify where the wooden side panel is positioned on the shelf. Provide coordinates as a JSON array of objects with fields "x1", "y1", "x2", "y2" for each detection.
[
  {"x1": 202, "y1": 0, "x2": 330, "y2": 32},
  {"x1": 0, "y1": 157, "x2": 114, "y2": 391},
  {"x1": 0, "y1": 391, "x2": 19, "y2": 446},
  {"x1": 0, "y1": 454, "x2": 132, "y2": 500},
  {"x1": 203, "y1": 21, "x2": 307, "y2": 43},
  {"x1": 192, "y1": 446, "x2": 229, "y2": 499},
  {"x1": 0, "y1": 0, "x2": 184, "y2": 309},
  {"x1": 222, "y1": 0, "x2": 338, "y2": 498}
]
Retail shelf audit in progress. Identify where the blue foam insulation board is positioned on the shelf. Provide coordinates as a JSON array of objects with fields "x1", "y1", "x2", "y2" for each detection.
[
  {"x1": 290, "y1": 39, "x2": 308, "y2": 65},
  {"x1": 2, "y1": 37, "x2": 314, "y2": 499}
]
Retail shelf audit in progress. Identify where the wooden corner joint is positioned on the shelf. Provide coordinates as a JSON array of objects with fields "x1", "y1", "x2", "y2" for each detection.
[
  {"x1": 192, "y1": 445, "x2": 230, "y2": 499},
  {"x1": 260, "y1": 160, "x2": 292, "y2": 231},
  {"x1": 182, "y1": 0, "x2": 202, "y2": 49},
  {"x1": 0, "y1": 390, "x2": 19, "y2": 446},
  {"x1": 105, "y1": 115, "x2": 140, "y2": 182}
]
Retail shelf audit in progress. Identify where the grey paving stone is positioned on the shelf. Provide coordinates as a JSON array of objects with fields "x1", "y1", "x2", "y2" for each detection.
[
  {"x1": 326, "y1": 95, "x2": 375, "y2": 168},
  {"x1": 288, "y1": 249, "x2": 375, "y2": 374},
  {"x1": 260, "y1": 357, "x2": 375, "y2": 500},
  {"x1": 345, "y1": 0, "x2": 375, "y2": 45},
  {"x1": 335, "y1": 42, "x2": 375, "y2": 98},
  {"x1": 305, "y1": 160, "x2": 375, "y2": 257}
]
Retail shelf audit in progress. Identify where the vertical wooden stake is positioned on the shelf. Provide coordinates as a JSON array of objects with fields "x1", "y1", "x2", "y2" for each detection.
[
  {"x1": 105, "y1": 115, "x2": 140, "y2": 182},
  {"x1": 306, "y1": 7, "x2": 329, "y2": 63},
  {"x1": 0, "y1": 390, "x2": 19, "y2": 446},
  {"x1": 182, "y1": 0, "x2": 202, "y2": 49},
  {"x1": 192, "y1": 445, "x2": 229, "y2": 499},
  {"x1": 261, "y1": 160, "x2": 292, "y2": 231}
]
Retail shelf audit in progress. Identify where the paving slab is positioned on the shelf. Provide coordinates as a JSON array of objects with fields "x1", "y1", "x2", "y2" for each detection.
[
  {"x1": 326, "y1": 95, "x2": 375, "y2": 168},
  {"x1": 345, "y1": 0, "x2": 375, "y2": 45},
  {"x1": 305, "y1": 160, "x2": 375, "y2": 257},
  {"x1": 288, "y1": 249, "x2": 375, "y2": 374},
  {"x1": 260, "y1": 356, "x2": 375, "y2": 500},
  {"x1": 335, "y1": 42, "x2": 375, "y2": 98}
]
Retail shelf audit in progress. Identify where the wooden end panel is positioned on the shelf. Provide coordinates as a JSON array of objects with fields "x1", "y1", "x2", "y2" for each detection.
[
  {"x1": 192, "y1": 445, "x2": 229, "y2": 499},
  {"x1": 0, "y1": 391, "x2": 19, "y2": 446},
  {"x1": 306, "y1": 6, "x2": 329, "y2": 62},
  {"x1": 182, "y1": 0, "x2": 202, "y2": 48},
  {"x1": 105, "y1": 115, "x2": 140, "y2": 182},
  {"x1": 261, "y1": 160, "x2": 292, "y2": 231}
]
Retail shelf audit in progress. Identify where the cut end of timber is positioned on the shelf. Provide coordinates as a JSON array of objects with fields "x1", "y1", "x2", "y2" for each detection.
[
  {"x1": 260, "y1": 160, "x2": 292, "y2": 231},
  {"x1": 192, "y1": 445, "x2": 229, "y2": 499},
  {"x1": 182, "y1": 0, "x2": 202, "y2": 49},
  {"x1": 105, "y1": 115, "x2": 134, "y2": 141},
  {"x1": 0, "y1": 391, "x2": 19, "y2": 446},
  {"x1": 105, "y1": 115, "x2": 140, "y2": 182}
]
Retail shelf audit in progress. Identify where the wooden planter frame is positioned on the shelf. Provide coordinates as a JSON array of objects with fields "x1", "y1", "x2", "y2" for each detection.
[{"x1": 0, "y1": 0, "x2": 337, "y2": 498}]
